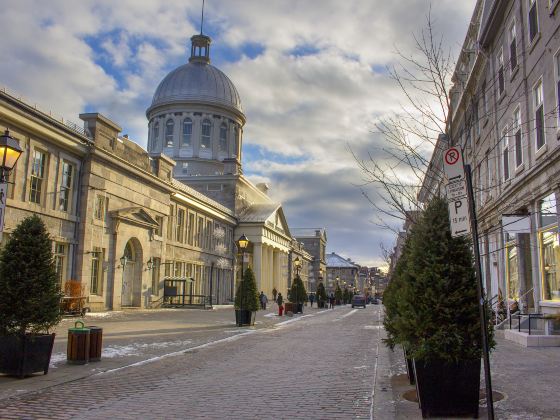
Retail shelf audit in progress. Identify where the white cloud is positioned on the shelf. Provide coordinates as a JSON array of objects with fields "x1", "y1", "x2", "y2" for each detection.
[{"x1": 0, "y1": 0, "x2": 475, "y2": 266}]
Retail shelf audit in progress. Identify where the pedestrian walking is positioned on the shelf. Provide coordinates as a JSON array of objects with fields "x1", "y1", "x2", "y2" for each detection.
[
  {"x1": 277, "y1": 293, "x2": 284, "y2": 316},
  {"x1": 329, "y1": 293, "x2": 335, "y2": 309},
  {"x1": 272, "y1": 287, "x2": 278, "y2": 303},
  {"x1": 309, "y1": 293, "x2": 315, "y2": 307},
  {"x1": 259, "y1": 291, "x2": 268, "y2": 310}
]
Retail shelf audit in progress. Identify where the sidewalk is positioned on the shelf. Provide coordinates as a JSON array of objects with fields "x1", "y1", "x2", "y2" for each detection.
[
  {"x1": 373, "y1": 327, "x2": 560, "y2": 419},
  {"x1": 0, "y1": 304, "x2": 331, "y2": 402}
]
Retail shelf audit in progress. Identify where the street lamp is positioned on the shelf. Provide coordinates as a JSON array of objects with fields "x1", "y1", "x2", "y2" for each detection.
[
  {"x1": 0, "y1": 129, "x2": 23, "y2": 183},
  {"x1": 120, "y1": 255, "x2": 128, "y2": 268},
  {"x1": 294, "y1": 256, "x2": 301, "y2": 276},
  {"x1": 0, "y1": 129, "x2": 23, "y2": 236},
  {"x1": 237, "y1": 234, "x2": 250, "y2": 326}
]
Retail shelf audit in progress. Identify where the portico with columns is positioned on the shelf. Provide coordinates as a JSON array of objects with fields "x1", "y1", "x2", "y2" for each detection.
[{"x1": 236, "y1": 203, "x2": 292, "y2": 298}]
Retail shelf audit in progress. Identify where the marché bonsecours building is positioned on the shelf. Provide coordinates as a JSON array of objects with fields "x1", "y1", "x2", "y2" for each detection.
[{"x1": 0, "y1": 32, "x2": 302, "y2": 311}]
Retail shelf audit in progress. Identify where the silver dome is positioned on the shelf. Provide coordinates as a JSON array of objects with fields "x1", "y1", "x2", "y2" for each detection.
[{"x1": 147, "y1": 62, "x2": 243, "y2": 117}]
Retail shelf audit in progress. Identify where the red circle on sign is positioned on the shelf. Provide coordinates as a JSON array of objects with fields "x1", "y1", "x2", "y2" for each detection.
[{"x1": 445, "y1": 148, "x2": 460, "y2": 165}]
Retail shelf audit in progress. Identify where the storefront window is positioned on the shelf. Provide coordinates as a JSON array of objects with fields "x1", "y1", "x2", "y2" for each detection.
[
  {"x1": 506, "y1": 244, "x2": 519, "y2": 300},
  {"x1": 540, "y1": 228, "x2": 560, "y2": 301},
  {"x1": 538, "y1": 193, "x2": 559, "y2": 301}
]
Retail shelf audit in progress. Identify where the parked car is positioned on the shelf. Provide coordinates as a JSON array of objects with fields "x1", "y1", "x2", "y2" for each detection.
[{"x1": 351, "y1": 294, "x2": 366, "y2": 308}]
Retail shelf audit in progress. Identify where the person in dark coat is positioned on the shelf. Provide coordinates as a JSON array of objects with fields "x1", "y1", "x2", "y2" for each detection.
[
  {"x1": 277, "y1": 293, "x2": 284, "y2": 316},
  {"x1": 309, "y1": 293, "x2": 315, "y2": 307}
]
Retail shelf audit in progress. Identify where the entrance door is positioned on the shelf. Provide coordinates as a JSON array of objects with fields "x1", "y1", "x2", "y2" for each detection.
[{"x1": 121, "y1": 241, "x2": 136, "y2": 307}]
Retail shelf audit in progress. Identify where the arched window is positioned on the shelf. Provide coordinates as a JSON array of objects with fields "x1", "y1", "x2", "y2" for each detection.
[
  {"x1": 152, "y1": 122, "x2": 159, "y2": 148},
  {"x1": 182, "y1": 118, "x2": 193, "y2": 147},
  {"x1": 234, "y1": 126, "x2": 240, "y2": 156},
  {"x1": 165, "y1": 119, "x2": 174, "y2": 147},
  {"x1": 219, "y1": 123, "x2": 228, "y2": 152},
  {"x1": 201, "y1": 119, "x2": 212, "y2": 149}
]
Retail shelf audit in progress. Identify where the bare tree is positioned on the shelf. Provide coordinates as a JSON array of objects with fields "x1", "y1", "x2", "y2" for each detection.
[{"x1": 353, "y1": 12, "x2": 454, "y2": 231}]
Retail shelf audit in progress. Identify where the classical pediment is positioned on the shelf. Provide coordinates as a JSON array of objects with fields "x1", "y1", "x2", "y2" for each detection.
[{"x1": 110, "y1": 207, "x2": 159, "y2": 230}]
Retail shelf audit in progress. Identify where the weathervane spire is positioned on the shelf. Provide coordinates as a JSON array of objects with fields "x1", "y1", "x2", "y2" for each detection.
[{"x1": 200, "y1": 0, "x2": 205, "y2": 34}]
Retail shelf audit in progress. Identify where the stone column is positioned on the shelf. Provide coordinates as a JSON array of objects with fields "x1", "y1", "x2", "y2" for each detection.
[
  {"x1": 272, "y1": 249, "x2": 279, "y2": 296},
  {"x1": 253, "y1": 243, "x2": 262, "y2": 291},
  {"x1": 192, "y1": 114, "x2": 201, "y2": 158}
]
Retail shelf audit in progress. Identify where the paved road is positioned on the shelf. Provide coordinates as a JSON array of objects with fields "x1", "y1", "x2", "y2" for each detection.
[{"x1": 0, "y1": 305, "x2": 383, "y2": 419}]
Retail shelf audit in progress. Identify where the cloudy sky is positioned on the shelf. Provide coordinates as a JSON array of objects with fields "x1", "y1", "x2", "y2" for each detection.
[{"x1": 0, "y1": 0, "x2": 475, "y2": 267}]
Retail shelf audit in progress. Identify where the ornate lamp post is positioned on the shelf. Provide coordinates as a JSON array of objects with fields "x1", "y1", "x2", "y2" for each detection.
[
  {"x1": 237, "y1": 234, "x2": 249, "y2": 326},
  {"x1": 293, "y1": 256, "x2": 301, "y2": 309},
  {"x1": 0, "y1": 129, "x2": 23, "y2": 236}
]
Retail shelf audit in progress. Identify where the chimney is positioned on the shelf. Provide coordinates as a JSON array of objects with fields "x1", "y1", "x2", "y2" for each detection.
[{"x1": 256, "y1": 183, "x2": 269, "y2": 195}]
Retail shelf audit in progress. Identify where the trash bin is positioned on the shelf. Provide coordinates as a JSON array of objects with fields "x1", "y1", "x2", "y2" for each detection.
[
  {"x1": 88, "y1": 326, "x2": 103, "y2": 362},
  {"x1": 67, "y1": 320, "x2": 90, "y2": 365}
]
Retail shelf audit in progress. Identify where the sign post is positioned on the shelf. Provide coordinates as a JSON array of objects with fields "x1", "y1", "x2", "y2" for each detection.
[{"x1": 443, "y1": 147, "x2": 494, "y2": 419}]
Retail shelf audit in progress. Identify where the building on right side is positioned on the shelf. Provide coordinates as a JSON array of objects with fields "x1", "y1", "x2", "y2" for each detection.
[{"x1": 421, "y1": 0, "x2": 560, "y2": 336}]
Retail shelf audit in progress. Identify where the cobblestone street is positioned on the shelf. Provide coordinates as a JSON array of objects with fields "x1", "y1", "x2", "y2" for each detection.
[{"x1": 0, "y1": 306, "x2": 382, "y2": 419}]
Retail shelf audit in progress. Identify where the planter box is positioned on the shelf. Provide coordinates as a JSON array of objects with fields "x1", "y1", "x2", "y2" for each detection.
[
  {"x1": 284, "y1": 302, "x2": 294, "y2": 313},
  {"x1": 413, "y1": 358, "x2": 480, "y2": 418},
  {"x1": 0, "y1": 333, "x2": 56, "y2": 378},
  {"x1": 403, "y1": 348, "x2": 415, "y2": 385},
  {"x1": 235, "y1": 309, "x2": 256, "y2": 326}
]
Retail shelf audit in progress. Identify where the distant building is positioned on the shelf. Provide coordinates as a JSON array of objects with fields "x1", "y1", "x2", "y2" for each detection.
[
  {"x1": 288, "y1": 239, "x2": 313, "y2": 295},
  {"x1": 326, "y1": 252, "x2": 359, "y2": 292},
  {"x1": 292, "y1": 228, "x2": 327, "y2": 292}
]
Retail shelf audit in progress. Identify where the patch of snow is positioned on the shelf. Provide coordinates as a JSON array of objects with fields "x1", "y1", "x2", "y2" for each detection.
[
  {"x1": 363, "y1": 325, "x2": 383, "y2": 330},
  {"x1": 264, "y1": 313, "x2": 277, "y2": 318},
  {"x1": 353, "y1": 365, "x2": 369, "y2": 369},
  {"x1": 86, "y1": 311, "x2": 123, "y2": 318}
]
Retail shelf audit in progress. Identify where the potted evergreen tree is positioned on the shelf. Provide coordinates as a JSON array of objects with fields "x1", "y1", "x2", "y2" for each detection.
[
  {"x1": 342, "y1": 288, "x2": 349, "y2": 304},
  {"x1": 234, "y1": 267, "x2": 259, "y2": 326},
  {"x1": 289, "y1": 274, "x2": 307, "y2": 313},
  {"x1": 394, "y1": 196, "x2": 494, "y2": 418},
  {"x1": 383, "y1": 237, "x2": 416, "y2": 385},
  {"x1": 316, "y1": 282, "x2": 327, "y2": 308},
  {"x1": 0, "y1": 215, "x2": 62, "y2": 378},
  {"x1": 334, "y1": 284, "x2": 343, "y2": 305}
]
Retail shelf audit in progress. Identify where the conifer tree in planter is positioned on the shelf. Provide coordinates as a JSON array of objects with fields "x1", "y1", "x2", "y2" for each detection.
[
  {"x1": 0, "y1": 215, "x2": 62, "y2": 378},
  {"x1": 342, "y1": 288, "x2": 350, "y2": 304},
  {"x1": 382, "y1": 237, "x2": 416, "y2": 385},
  {"x1": 289, "y1": 274, "x2": 307, "y2": 313},
  {"x1": 334, "y1": 284, "x2": 343, "y2": 305},
  {"x1": 397, "y1": 196, "x2": 494, "y2": 418},
  {"x1": 316, "y1": 282, "x2": 327, "y2": 308},
  {"x1": 234, "y1": 267, "x2": 259, "y2": 326}
]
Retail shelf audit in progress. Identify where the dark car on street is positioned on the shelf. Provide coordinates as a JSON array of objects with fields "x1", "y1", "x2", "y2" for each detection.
[{"x1": 351, "y1": 294, "x2": 366, "y2": 308}]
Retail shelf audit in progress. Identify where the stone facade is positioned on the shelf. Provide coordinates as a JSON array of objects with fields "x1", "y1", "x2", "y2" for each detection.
[
  {"x1": 292, "y1": 228, "x2": 327, "y2": 292},
  {"x1": 420, "y1": 0, "x2": 560, "y2": 329},
  {"x1": 0, "y1": 90, "x2": 236, "y2": 311}
]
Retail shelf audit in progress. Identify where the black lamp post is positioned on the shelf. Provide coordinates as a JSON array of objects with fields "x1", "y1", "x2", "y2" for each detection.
[
  {"x1": 237, "y1": 234, "x2": 249, "y2": 326},
  {"x1": 0, "y1": 129, "x2": 23, "y2": 236},
  {"x1": 293, "y1": 256, "x2": 301, "y2": 310},
  {"x1": 0, "y1": 129, "x2": 23, "y2": 183}
]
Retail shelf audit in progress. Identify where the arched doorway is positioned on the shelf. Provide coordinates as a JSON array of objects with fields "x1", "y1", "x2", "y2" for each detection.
[{"x1": 121, "y1": 239, "x2": 143, "y2": 307}]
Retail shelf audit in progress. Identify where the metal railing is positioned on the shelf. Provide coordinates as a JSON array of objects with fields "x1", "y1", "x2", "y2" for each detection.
[{"x1": 509, "y1": 312, "x2": 544, "y2": 335}]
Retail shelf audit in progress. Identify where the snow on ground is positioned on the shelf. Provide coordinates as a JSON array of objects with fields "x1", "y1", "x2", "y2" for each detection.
[{"x1": 50, "y1": 339, "x2": 193, "y2": 367}]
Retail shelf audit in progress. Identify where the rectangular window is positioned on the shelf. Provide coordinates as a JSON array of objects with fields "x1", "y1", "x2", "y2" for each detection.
[
  {"x1": 90, "y1": 248, "x2": 103, "y2": 295},
  {"x1": 540, "y1": 226, "x2": 559, "y2": 301},
  {"x1": 555, "y1": 52, "x2": 560, "y2": 126},
  {"x1": 188, "y1": 213, "x2": 195, "y2": 245},
  {"x1": 497, "y1": 49, "x2": 505, "y2": 95},
  {"x1": 59, "y1": 161, "x2": 74, "y2": 212},
  {"x1": 502, "y1": 126, "x2": 510, "y2": 181},
  {"x1": 206, "y1": 220, "x2": 213, "y2": 250},
  {"x1": 53, "y1": 242, "x2": 66, "y2": 287},
  {"x1": 174, "y1": 261, "x2": 183, "y2": 277},
  {"x1": 539, "y1": 193, "x2": 557, "y2": 227},
  {"x1": 94, "y1": 195, "x2": 107, "y2": 220},
  {"x1": 513, "y1": 107, "x2": 523, "y2": 167},
  {"x1": 29, "y1": 150, "x2": 46, "y2": 204},
  {"x1": 151, "y1": 257, "x2": 161, "y2": 295},
  {"x1": 509, "y1": 21, "x2": 518, "y2": 72},
  {"x1": 534, "y1": 79, "x2": 545, "y2": 150},
  {"x1": 164, "y1": 261, "x2": 172, "y2": 277},
  {"x1": 167, "y1": 205, "x2": 174, "y2": 240},
  {"x1": 506, "y1": 244, "x2": 519, "y2": 300},
  {"x1": 176, "y1": 208, "x2": 185, "y2": 243},
  {"x1": 481, "y1": 81, "x2": 487, "y2": 115},
  {"x1": 474, "y1": 101, "x2": 480, "y2": 136},
  {"x1": 528, "y1": 0, "x2": 539, "y2": 42},
  {"x1": 154, "y1": 216, "x2": 163, "y2": 237},
  {"x1": 197, "y1": 216, "x2": 204, "y2": 248}
]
